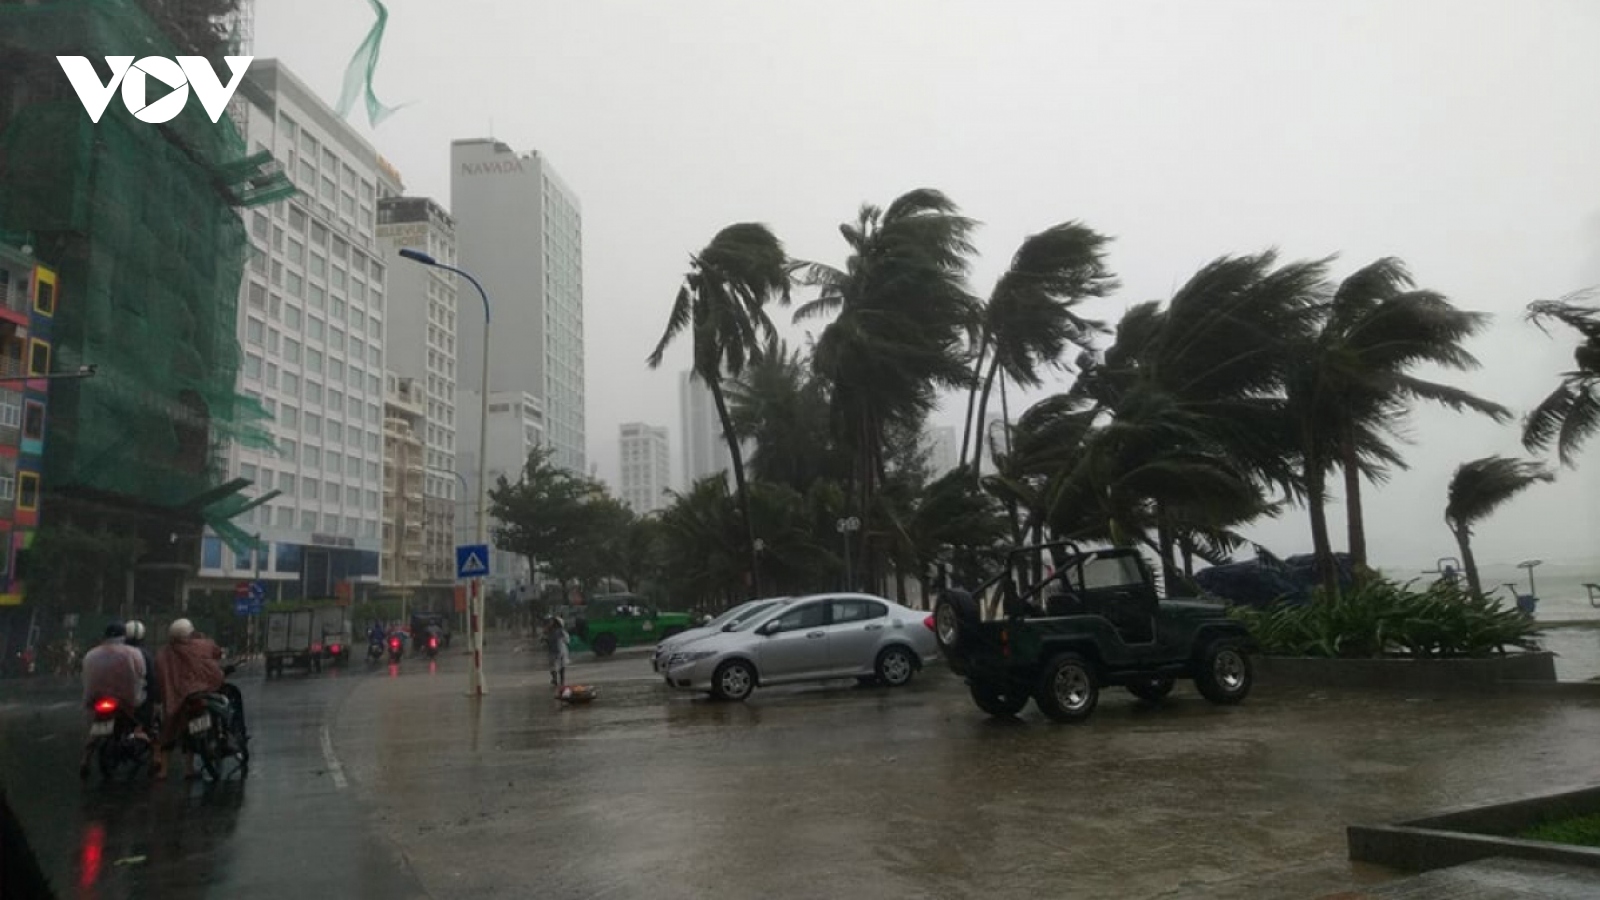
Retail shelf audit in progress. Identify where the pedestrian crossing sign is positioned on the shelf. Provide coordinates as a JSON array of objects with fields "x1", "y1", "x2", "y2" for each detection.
[{"x1": 456, "y1": 544, "x2": 490, "y2": 579}]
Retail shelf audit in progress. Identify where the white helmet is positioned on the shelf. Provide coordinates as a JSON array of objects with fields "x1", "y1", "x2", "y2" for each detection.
[
  {"x1": 124, "y1": 620, "x2": 146, "y2": 642},
  {"x1": 169, "y1": 618, "x2": 195, "y2": 639}
]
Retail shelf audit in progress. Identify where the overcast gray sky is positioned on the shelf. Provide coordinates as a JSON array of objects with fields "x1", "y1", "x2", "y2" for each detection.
[{"x1": 258, "y1": 0, "x2": 1600, "y2": 571}]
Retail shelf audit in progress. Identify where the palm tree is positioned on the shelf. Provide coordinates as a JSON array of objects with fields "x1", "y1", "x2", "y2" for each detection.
[
  {"x1": 961, "y1": 222, "x2": 1118, "y2": 475},
  {"x1": 648, "y1": 223, "x2": 791, "y2": 597},
  {"x1": 725, "y1": 337, "x2": 848, "y2": 492},
  {"x1": 1064, "y1": 251, "x2": 1328, "y2": 586},
  {"x1": 795, "y1": 189, "x2": 979, "y2": 586},
  {"x1": 1291, "y1": 258, "x2": 1509, "y2": 574},
  {"x1": 1444, "y1": 456, "x2": 1555, "y2": 599},
  {"x1": 1523, "y1": 291, "x2": 1600, "y2": 467}
]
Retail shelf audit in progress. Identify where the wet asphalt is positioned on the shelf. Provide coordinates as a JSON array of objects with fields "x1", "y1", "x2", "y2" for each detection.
[{"x1": 6, "y1": 636, "x2": 1600, "y2": 899}]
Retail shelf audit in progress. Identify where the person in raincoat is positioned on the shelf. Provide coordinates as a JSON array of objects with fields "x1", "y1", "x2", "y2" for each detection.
[
  {"x1": 544, "y1": 615, "x2": 570, "y2": 691},
  {"x1": 153, "y1": 618, "x2": 225, "y2": 780}
]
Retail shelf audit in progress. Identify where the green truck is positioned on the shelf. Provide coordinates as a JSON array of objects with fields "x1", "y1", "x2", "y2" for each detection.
[{"x1": 565, "y1": 594, "x2": 694, "y2": 657}]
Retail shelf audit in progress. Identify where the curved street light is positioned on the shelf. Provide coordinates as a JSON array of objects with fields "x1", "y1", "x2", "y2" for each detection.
[{"x1": 399, "y1": 247, "x2": 491, "y2": 698}]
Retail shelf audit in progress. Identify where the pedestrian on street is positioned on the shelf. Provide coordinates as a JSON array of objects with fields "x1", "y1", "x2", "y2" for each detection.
[{"x1": 544, "y1": 615, "x2": 570, "y2": 692}]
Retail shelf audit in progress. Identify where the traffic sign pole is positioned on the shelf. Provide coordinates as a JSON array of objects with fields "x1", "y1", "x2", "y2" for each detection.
[{"x1": 456, "y1": 543, "x2": 491, "y2": 697}]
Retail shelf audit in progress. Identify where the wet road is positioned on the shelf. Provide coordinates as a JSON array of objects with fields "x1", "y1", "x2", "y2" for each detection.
[
  {"x1": 7, "y1": 641, "x2": 1600, "y2": 899},
  {"x1": 0, "y1": 659, "x2": 426, "y2": 899}
]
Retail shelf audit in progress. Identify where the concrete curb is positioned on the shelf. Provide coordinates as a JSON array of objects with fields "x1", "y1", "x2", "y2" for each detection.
[
  {"x1": 1255, "y1": 652, "x2": 1557, "y2": 692},
  {"x1": 1349, "y1": 785, "x2": 1600, "y2": 873}
]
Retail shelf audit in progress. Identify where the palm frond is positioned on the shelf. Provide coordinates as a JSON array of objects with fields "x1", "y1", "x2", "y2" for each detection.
[{"x1": 1444, "y1": 455, "x2": 1556, "y2": 528}]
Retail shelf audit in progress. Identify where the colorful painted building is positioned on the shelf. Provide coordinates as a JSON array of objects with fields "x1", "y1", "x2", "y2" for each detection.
[{"x1": 0, "y1": 245, "x2": 55, "y2": 607}]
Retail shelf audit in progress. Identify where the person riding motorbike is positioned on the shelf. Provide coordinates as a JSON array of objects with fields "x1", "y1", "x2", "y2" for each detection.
[
  {"x1": 123, "y1": 620, "x2": 160, "y2": 732},
  {"x1": 153, "y1": 618, "x2": 228, "y2": 780},
  {"x1": 79, "y1": 623, "x2": 149, "y2": 777}
]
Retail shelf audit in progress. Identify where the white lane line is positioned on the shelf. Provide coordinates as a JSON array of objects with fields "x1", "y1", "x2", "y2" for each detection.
[{"x1": 319, "y1": 725, "x2": 348, "y2": 790}]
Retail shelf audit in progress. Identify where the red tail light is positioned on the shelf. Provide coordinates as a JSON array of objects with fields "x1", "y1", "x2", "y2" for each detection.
[
  {"x1": 330, "y1": 644, "x2": 342, "y2": 655},
  {"x1": 923, "y1": 615, "x2": 935, "y2": 631},
  {"x1": 389, "y1": 638, "x2": 400, "y2": 649},
  {"x1": 429, "y1": 637, "x2": 438, "y2": 648},
  {"x1": 92, "y1": 698, "x2": 118, "y2": 715}
]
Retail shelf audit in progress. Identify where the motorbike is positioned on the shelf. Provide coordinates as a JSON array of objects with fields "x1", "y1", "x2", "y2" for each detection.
[
  {"x1": 367, "y1": 638, "x2": 385, "y2": 664},
  {"x1": 387, "y1": 635, "x2": 403, "y2": 664},
  {"x1": 80, "y1": 695, "x2": 155, "y2": 782},
  {"x1": 424, "y1": 634, "x2": 439, "y2": 660},
  {"x1": 178, "y1": 662, "x2": 250, "y2": 782}
]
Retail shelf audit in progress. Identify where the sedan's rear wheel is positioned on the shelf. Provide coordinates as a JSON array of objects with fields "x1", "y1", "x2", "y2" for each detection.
[
  {"x1": 711, "y1": 660, "x2": 756, "y2": 702},
  {"x1": 876, "y1": 646, "x2": 917, "y2": 687}
]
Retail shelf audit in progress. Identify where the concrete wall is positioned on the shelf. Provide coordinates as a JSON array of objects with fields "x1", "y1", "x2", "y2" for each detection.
[{"x1": 1256, "y1": 651, "x2": 1557, "y2": 692}]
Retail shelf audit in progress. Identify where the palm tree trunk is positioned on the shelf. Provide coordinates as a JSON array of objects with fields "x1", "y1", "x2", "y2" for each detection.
[
  {"x1": 707, "y1": 376, "x2": 760, "y2": 599},
  {"x1": 959, "y1": 337, "x2": 990, "y2": 469},
  {"x1": 969, "y1": 354, "x2": 1003, "y2": 479},
  {"x1": 1305, "y1": 459, "x2": 1338, "y2": 597},
  {"x1": 1340, "y1": 424, "x2": 1369, "y2": 572},
  {"x1": 895, "y1": 567, "x2": 907, "y2": 604},
  {"x1": 1451, "y1": 524, "x2": 1484, "y2": 600}
]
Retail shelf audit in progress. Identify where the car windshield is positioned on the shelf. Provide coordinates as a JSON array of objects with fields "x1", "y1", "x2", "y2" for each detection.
[
  {"x1": 728, "y1": 600, "x2": 794, "y2": 631},
  {"x1": 709, "y1": 598, "x2": 786, "y2": 629}
]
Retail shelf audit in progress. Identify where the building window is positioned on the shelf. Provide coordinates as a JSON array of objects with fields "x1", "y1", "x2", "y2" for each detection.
[
  {"x1": 301, "y1": 511, "x2": 317, "y2": 531},
  {"x1": 244, "y1": 353, "x2": 262, "y2": 380},
  {"x1": 27, "y1": 340, "x2": 48, "y2": 377},
  {"x1": 304, "y1": 479, "x2": 318, "y2": 500},
  {"x1": 17, "y1": 472, "x2": 38, "y2": 510},
  {"x1": 0, "y1": 476, "x2": 13, "y2": 501},
  {"x1": 0, "y1": 394, "x2": 19, "y2": 429},
  {"x1": 33, "y1": 276, "x2": 56, "y2": 316}
]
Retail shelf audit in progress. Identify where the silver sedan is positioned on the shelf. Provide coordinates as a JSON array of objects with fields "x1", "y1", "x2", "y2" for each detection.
[
  {"x1": 651, "y1": 597, "x2": 789, "y2": 672},
  {"x1": 659, "y1": 593, "x2": 939, "y2": 702}
]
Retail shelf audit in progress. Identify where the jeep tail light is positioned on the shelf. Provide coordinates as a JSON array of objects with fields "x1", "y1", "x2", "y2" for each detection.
[
  {"x1": 1000, "y1": 628, "x2": 1010, "y2": 658},
  {"x1": 93, "y1": 698, "x2": 118, "y2": 715},
  {"x1": 923, "y1": 615, "x2": 935, "y2": 632}
]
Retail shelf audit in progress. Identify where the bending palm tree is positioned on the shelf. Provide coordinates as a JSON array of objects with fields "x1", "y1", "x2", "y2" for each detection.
[
  {"x1": 964, "y1": 221, "x2": 1117, "y2": 477},
  {"x1": 648, "y1": 223, "x2": 791, "y2": 597},
  {"x1": 1523, "y1": 291, "x2": 1600, "y2": 467},
  {"x1": 1295, "y1": 258, "x2": 1508, "y2": 573},
  {"x1": 795, "y1": 189, "x2": 978, "y2": 587},
  {"x1": 1444, "y1": 456, "x2": 1555, "y2": 599}
]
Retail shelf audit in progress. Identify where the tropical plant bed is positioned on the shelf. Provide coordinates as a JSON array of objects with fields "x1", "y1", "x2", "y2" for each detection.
[
  {"x1": 1254, "y1": 651, "x2": 1556, "y2": 692},
  {"x1": 1349, "y1": 785, "x2": 1600, "y2": 873}
]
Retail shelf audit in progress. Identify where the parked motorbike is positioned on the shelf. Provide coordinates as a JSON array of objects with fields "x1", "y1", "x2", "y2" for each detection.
[
  {"x1": 178, "y1": 662, "x2": 250, "y2": 782},
  {"x1": 387, "y1": 635, "x2": 403, "y2": 664},
  {"x1": 80, "y1": 696, "x2": 155, "y2": 782}
]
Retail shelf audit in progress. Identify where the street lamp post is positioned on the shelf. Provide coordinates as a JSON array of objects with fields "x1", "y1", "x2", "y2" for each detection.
[
  {"x1": 400, "y1": 248, "x2": 490, "y2": 698},
  {"x1": 835, "y1": 517, "x2": 861, "y2": 591}
]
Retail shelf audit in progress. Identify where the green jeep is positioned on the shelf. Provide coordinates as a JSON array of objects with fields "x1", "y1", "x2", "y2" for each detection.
[
  {"x1": 933, "y1": 542, "x2": 1256, "y2": 723},
  {"x1": 568, "y1": 593, "x2": 694, "y2": 657}
]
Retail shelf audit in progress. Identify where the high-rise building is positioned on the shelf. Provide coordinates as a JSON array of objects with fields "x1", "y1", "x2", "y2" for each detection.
[
  {"x1": 450, "y1": 139, "x2": 585, "y2": 473},
  {"x1": 680, "y1": 370, "x2": 730, "y2": 488},
  {"x1": 0, "y1": 249, "x2": 58, "y2": 607},
  {"x1": 197, "y1": 59, "x2": 402, "y2": 602},
  {"x1": 376, "y1": 197, "x2": 458, "y2": 590},
  {"x1": 381, "y1": 372, "x2": 426, "y2": 591},
  {"x1": 925, "y1": 425, "x2": 959, "y2": 477},
  {"x1": 458, "y1": 390, "x2": 546, "y2": 596},
  {"x1": 619, "y1": 423, "x2": 671, "y2": 514}
]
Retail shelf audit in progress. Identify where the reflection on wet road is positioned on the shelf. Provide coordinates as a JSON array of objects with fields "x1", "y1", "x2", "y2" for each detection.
[
  {"x1": 7, "y1": 640, "x2": 1600, "y2": 898},
  {"x1": 0, "y1": 662, "x2": 425, "y2": 899}
]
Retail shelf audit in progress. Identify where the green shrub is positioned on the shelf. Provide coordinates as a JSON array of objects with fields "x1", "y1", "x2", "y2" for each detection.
[{"x1": 1228, "y1": 577, "x2": 1542, "y2": 659}]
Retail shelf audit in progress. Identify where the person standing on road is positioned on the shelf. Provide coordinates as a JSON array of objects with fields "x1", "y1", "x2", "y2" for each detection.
[
  {"x1": 153, "y1": 618, "x2": 224, "y2": 781},
  {"x1": 544, "y1": 616, "x2": 570, "y2": 692}
]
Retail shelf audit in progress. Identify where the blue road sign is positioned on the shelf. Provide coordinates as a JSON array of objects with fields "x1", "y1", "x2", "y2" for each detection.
[
  {"x1": 248, "y1": 581, "x2": 265, "y2": 601},
  {"x1": 456, "y1": 544, "x2": 490, "y2": 579},
  {"x1": 234, "y1": 597, "x2": 252, "y2": 617}
]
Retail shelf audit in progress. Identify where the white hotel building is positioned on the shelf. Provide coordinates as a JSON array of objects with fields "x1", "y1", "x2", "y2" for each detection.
[{"x1": 192, "y1": 58, "x2": 400, "y2": 602}]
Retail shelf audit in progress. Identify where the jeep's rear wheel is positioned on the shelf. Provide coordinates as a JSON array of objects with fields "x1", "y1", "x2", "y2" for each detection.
[
  {"x1": 1035, "y1": 653, "x2": 1099, "y2": 723},
  {"x1": 1194, "y1": 638, "x2": 1252, "y2": 705},
  {"x1": 591, "y1": 633, "x2": 618, "y2": 657},
  {"x1": 969, "y1": 682, "x2": 1029, "y2": 718},
  {"x1": 1127, "y1": 675, "x2": 1175, "y2": 703}
]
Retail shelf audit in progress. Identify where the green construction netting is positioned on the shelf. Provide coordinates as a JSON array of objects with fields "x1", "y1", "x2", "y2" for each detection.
[
  {"x1": 336, "y1": 0, "x2": 405, "y2": 128},
  {"x1": 0, "y1": 0, "x2": 282, "y2": 546}
]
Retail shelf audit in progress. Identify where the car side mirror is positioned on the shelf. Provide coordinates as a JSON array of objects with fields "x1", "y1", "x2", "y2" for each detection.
[{"x1": 759, "y1": 621, "x2": 780, "y2": 636}]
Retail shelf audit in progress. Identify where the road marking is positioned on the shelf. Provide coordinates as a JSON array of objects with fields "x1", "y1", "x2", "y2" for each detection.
[{"x1": 319, "y1": 725, "x2": 348, "y2": 790}]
